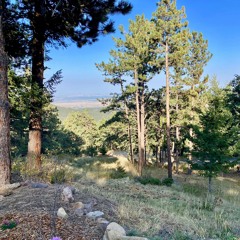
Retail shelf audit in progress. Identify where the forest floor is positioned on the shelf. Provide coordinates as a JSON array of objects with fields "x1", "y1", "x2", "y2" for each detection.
[{"x1": 0, "y1": 154, "x2": 240, "y2": 240}]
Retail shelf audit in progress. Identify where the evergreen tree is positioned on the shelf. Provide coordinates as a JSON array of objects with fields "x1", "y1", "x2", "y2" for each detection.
[
  {"x1": 98, "y1": 15, "x2": 157, "y2": 175},
  {"x1": 152, "y1": 0, "x2": 189, "y2": 179},
  {"x1": 184, "y1": 31, "x2": 212, "y2": 160},
  {"x1": 189, "y1": 81, "x2": 236, "y2": 192},
  {"x1": 9, "y1": 0, "x2": 132, "y2": 168}
]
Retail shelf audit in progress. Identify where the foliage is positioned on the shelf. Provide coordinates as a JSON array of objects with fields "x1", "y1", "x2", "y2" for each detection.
[
  {"x1": 1, "y1": 220, "x2": 18, "y2": 230},
  {"x1": 188, "y1": 81, "x2": 237, "y2": 191},
  {"x1": 109, "y1": 165, "x2": 127, "y2": 179},
  {"x1": 162, "y1": 177, "x2": 174, "y2": 186},
  {"x1": 135, "y1": 176, "x2": 161, "y2": 185}
]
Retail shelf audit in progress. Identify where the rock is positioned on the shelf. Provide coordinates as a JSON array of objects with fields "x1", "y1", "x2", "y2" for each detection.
[
  {"x1": 31, "y1": 183, "x2": 48, "y2": 188},
  {"x1": 121, "y1": 237, "x2": 149, "y2": 240},
  {"x1": 97, "y1": 218, "x2": 109, "y2": 225},
  {"x1": 0, "y1": 195, "x2": 4, "y2": 201},
  {"x1": 103, "y1": 222, "x2": 126, "y2": 240},
  {"x1": 62, "y1": 186, "x2": 74, "y2": 202},
  {"x1": 72, "y1": 201, "x2": 84, "y2": 210},
  {"x1": 0, "y1": 189, "x2": 12, "y2": 196},
  {"x1": 97, "y1": 218, "x2": 109, "y2": 231},
  {"x1": 74, "y1": 208, "x2": 84, "y2": 217},
  {"x1": 57, "y1": 207, "x2": 68, "y2": 219},
  {"x1": 0, "y1": 182, "x2": 21, "y2": 191},
  {"x1": 86, "y1": 211, "x2": 104, "y2": 219}
]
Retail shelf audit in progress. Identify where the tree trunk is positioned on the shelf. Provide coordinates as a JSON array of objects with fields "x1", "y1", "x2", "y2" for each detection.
[
  {"x1": 27, "y1": 1, "x2": 45, "y2": 169},
  {"x1": 188, "y1": 85, "x2": 194, "y2": 161},
  {"x1": 165, "y1": 43, "x2": 172, "y2": 179},
  {"x1": 140, "y1": 87, "x2": 145, "y2": 168},
  {"x1": 0, "y1": 4, "x2": 11, "y2": 185},
  {"x1": 134, "y1": 68, "x2": 144, "y2": 176},
  {"x1": 175, "y1": 92, "x2": 180, "y2": 173},
  {"x1": 120, "y1": 82, "x2": 134, "y2": 163}
]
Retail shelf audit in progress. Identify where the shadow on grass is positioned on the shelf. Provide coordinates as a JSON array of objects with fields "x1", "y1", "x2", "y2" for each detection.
[{"x1": 69, "y1": 156, "x2": 118, "y2": 169}]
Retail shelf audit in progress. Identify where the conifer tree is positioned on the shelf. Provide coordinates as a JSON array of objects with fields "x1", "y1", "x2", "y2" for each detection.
[
  {"x1": 152, "y1": 0, "x2": 189, "y2": 179},
  {"x1": 184, "y1": 32, "x2": 212, "y2": 160},
  {"x1": 9, "y1": 0, "x2": 132, "y2": 168},
  {"x1": 98, "y1": 15, "x2": 157, "y2": 175}
]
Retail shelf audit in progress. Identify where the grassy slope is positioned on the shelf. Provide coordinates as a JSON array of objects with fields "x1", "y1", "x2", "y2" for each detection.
[
  {"x1": 56, "y1": 106, "x2": 113, "y2": 122},
  {"x1": 62, "y1": 155, "x2": 240, "y2": 240}
]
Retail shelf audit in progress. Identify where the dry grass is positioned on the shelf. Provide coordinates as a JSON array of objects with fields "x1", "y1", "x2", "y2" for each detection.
[
  {"x1": 12, "y1": 154, "x2": 240, "y2": 239},
  {"x1": 67, "y1": 156, "x2": 240, "y2": 240}
]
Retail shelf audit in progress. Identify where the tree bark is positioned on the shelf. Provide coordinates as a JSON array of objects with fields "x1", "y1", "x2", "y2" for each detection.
[
  {"x1": 165, "y1": 43, "x2": 172, "y2": 179},
  {"x1": 120, "y1": 81, "x2": 134, "y2": 163},
  {"x1": 0, "y1": 2, "x2": 11, "y2": 185},
  {"x1": 134, "y1": 68, "x2": 144, "y2": 175},
  {"x1": 27, "y1": 1, "x2": 45, "y2": 169}
]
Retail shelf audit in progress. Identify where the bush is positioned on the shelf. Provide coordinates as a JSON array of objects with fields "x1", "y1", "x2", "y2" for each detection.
[
  {"x1": 50, "y1": 169, "x2": 66, "y2": 184},
  {"x1": 109, "y1": 165, "x2": 127, "y2": 179},
  {"x1": 85, "y1": 146, "x2": 98, "y2": 157},
  {"x1": 99, "y1": 145, "x2": 107, "y2": 155},
  {"x1": 135, "y1": 176, "x2": 161, "y2": 185},
  {"x1": 162, "y1": 177, "x2": 174, "y2": 186}
]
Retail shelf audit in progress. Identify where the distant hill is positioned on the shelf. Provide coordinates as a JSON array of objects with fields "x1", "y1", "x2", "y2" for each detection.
[{"x1": 56, "y1": 106, "x2": 114, "y2": 123}]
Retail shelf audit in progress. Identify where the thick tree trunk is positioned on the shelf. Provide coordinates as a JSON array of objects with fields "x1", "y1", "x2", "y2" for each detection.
[
  {"x1": 165, "y1": 43, "x2": 172, "y2": 179},
  {"x1": 27, "y1": 1, "x2": 45, "y2": 169},
  {"x1": 188, "y1": 85, "x2": 194, "y2": 161},
  {"x1": 0, "y1": 6, "x2": 11, "y2": 185}
]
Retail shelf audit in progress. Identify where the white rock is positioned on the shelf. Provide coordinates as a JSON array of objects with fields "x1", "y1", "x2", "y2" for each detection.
[
  {"x1": 97, "y1": 217, "x2": 109, "y2": 225},
  {"x1": 86, "y1": 211, "x2": 104, "y2": 219},
  {"x1": 121, "y1": 237, "x2": 149, "y2": 240},
  {"x1": 57, "y1": 207, "x2": 68, "y2": 219},
  {"x1": 104, "y1": 222, "x2": 126, "y2": 240},
  {"x1": 62, "y1": 186, "x2": 74, "y2": 202},
  {"x1": 0, "y1": 195, "x2": 4, "y2": 201}
]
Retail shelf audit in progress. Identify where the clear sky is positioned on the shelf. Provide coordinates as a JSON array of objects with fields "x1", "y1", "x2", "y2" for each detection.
[{"x1": 45, "y1": 0, "x2": 240, "y2": 100}]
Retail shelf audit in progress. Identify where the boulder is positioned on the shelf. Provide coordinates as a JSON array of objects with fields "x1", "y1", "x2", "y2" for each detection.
[
  {"x1": 31, "y1": 183, "x2": 48, "y2": 188},
  {"x1": 62, "y1": 186, "x2": 74, "y2": 202},
  {"x1": 86, "y1": 211, "x2": 104, "y2": 219},
  {"x1": 57, "y1": 207, "x2": 68, "y2": 219},
  {"x1": 0, "y1": 195, "x2": 4, "y2": 201},
  {"x1": 103, "y1": 222, "x2": 126, "y2": 240}
]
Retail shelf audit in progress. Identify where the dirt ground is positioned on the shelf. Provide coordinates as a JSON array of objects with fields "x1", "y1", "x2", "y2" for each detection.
[{"x1": 0, "y1": 182, "x2": 117, "y2": 240}]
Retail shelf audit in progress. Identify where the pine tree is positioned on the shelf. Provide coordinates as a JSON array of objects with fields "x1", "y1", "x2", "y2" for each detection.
[
  {"x1": 98, "y1": 15, "x2": 157, "y2": 175},
  {"x1": 9, "y1": 0, "x2": 132, "y2": 169},
  {"x1": 184, "y1": 31, "x2": 212, "y2": 160},
  {"x1": 152, "y1": 0, "x2": 189, "y2": 179}
]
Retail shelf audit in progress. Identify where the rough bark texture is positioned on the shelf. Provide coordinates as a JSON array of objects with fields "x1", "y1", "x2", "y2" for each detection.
[
  {"x1": 165, "y1": 43, "x2": 172, "y2": 179},
  {"x1": 27, "y1": 1, "x2": 45, "y2": 169},
  {"x1": 0, "y1": 3, "x2": 11, "y2": 185}
]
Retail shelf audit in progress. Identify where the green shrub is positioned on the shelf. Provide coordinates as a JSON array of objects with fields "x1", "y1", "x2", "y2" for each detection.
[
  {"x1": 99, "y1": 145, "x2": 107, "y2": 155},
  {"x1": 162, "y1": 177, "x2": 174, "y2": 186},
  {"x1": 109, "y1": 165, "x2": 127, "y2": 179},
  {"x1": 135, "y1": 176, "x2": 161, "y2": 185},
  {"x1": 50, "y1": 169, "x2": 66, "y2": 184},
  {"x1": 85, "y1": 146, "x2": 98, "y2": 157}
]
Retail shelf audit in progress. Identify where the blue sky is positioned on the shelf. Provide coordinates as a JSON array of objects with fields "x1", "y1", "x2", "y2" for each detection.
[{"x1": 45, "y1": 0, "x2": 240, "y2": 100}]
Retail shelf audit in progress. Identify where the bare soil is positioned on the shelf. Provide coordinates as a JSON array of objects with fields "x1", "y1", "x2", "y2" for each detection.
[{"x1": 0, "y1": 183, "x2": 117, "y2": 240}]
